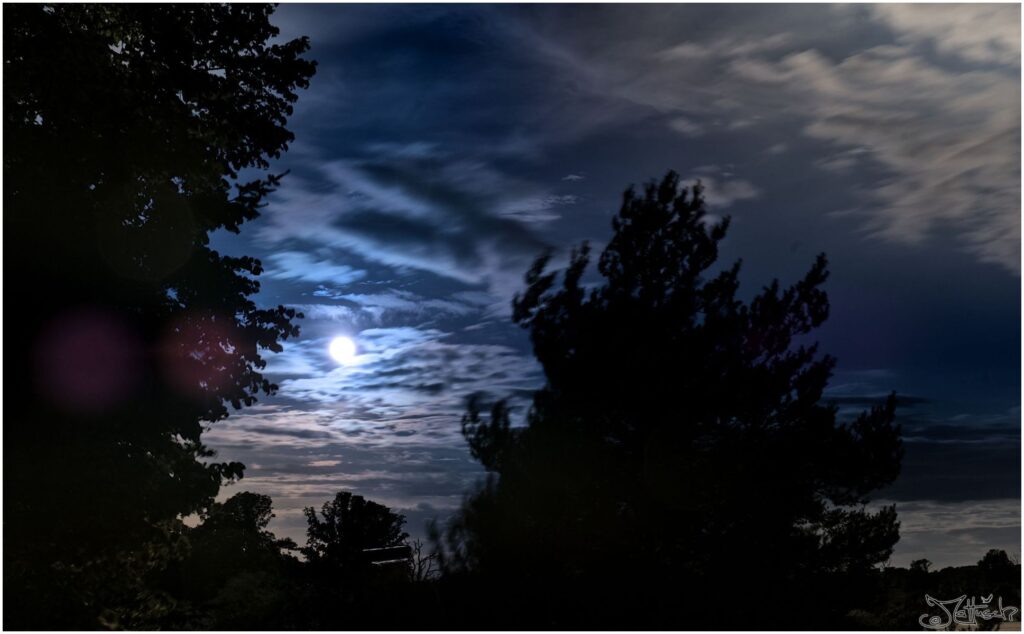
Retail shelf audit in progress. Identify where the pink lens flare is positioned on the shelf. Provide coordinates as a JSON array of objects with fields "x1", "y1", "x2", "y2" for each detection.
[{"x1": 33, "y1": 308, "x2": 143, "y2": 413}]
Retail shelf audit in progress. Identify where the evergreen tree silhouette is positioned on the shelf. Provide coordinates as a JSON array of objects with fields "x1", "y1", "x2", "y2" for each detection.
[
  {"x1": 439, "y1": 172, "x2": 904, "y2": 628},
  {"x1": 4, "y1": 5, "x2": 314, "y2": 627}
]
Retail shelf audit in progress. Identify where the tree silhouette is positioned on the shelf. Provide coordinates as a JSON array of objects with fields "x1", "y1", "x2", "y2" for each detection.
[
  {"x1": 4, "y1": 5, "x2": 314, "y2": 627},
  {"x1": 977, "y1": 548, "x2": 1019, "y2": 620},
  {"x1": 174, "y1": 492, "x2": 303, "y2": 629},
  {"x1": 439, "y1": 172, "x2": 904, "y2": 628},
  {"x1": 181, "y1": 492, "x2": 295, "y2": 599},
  {"x1": 303, "y1": 491, "x2": 409, "y2": 575},
  {"x1": 978, "y1": 548, "x2": 1014, "y2": 575}
]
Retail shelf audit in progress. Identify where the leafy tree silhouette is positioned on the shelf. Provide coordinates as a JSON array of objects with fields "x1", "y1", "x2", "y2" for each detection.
[
  {"x1": 174, "y1": 492, "x2": 304, "y2": 630},
  {"x1": 181, "y1": 493, "x2": 297, "y2": 600},
  {"x1": 438, "y1": 172, "x2": 904, "y2": 628},
  {"x1": 910, "y1": 558, "x2": 933, "y2": 575},
  {"x1": 976, "y1": 548, "x2": 1019, "y2": 625},
  {"x1": 4, "y1": 5, "x2": 314, "y2": 627},
  {"x1": 303, "y1": 491, "x2": 410, "y2": 575},
  {"x1": 978, "y1": 548, "x2": 1015, "y2": 575}
]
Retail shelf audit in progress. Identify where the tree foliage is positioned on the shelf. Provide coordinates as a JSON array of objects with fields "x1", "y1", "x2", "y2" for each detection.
[
  {"x1": 978, "y1": 548, "x2": 1015, "y2": 575},
  {"x1": 4, "y1": 4, "x2": 314, "y2": 627},
  {"x1": 182, "y1": 492, "x2": 294, "y2": 597},
  {"x1": 172, "y1": 492, "x2": 301, "y2": 629},
  {"x1": 303, "y1": 491, "x2": 410, "y2": 574},
  {"x1": 440, "y1": 172, "x2": 904, "y2": 627}
]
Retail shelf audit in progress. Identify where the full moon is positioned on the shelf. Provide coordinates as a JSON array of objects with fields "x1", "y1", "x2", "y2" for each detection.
[{"x1": 328, "y1": 336, "x2": 357, "y2": 365}]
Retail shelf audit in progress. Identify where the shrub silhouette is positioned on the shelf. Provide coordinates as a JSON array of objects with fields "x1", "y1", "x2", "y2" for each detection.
[{"x1": 439, "y1": 172, "x2": 904, "y2": 628}]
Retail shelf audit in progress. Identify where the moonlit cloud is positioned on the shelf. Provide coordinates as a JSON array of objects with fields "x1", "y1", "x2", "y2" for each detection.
[
  {"x1": 657, "y1": 32, "x2": 794, "y2": 62},
  {"x1": 497, "y1": 194, "x2": 579, "y2": 223},
  {"x1": 276, "y1": 327, "x2": 540, "y2": 413},
  {"x1": 292, "y1": 291, "x2": 481, "y2": 327},
  {"x1": 731, "y1": 43, "x2": 1020, "y2": 271},
  {"x1": 487, "y1": 4, "x2": 1019, "y2": 272},
  {"x1": 668, "y1": 117, "x2": 704, "y2": 137},
  {"x1": 264, "y1": 251, "x2": 367, "y2": 285},
  {"x1": 256, "y1": 153, "x2": 554, "y2": 299},
  {"x1": 869, "y1": 4, "x2": 1020, "y2": 66},
  {"x1": 878, "y1": 498, "x2": 1021, "y2": 567},
  {"x1": 688, "y1": 174, "x2": 760, "y2": 209}
]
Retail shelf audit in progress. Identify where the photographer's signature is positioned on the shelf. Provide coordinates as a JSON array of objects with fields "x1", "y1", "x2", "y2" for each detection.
[{"x1": 919, "y1": 594, "x2": 1018, "y2": 630}]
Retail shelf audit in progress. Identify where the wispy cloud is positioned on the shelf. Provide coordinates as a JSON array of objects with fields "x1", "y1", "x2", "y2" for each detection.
[
  {"x1": 496, "y1": 4, "x2": 1020, "y2": 272},
  {"x1": 293, "y1": 290, "x2": 482, "y2": 328},
  {"x1": 264, "y1": 251, "x2": 367, "y2": 285},
  {"x1": 869, "y1": 4, "x2": 1020, "y2": 66},
  {"x1": 256, "y1": 147, "x2": 560, "y2": 302},
  {"x1": 276, "y1": 326, "x2": 540, "y2": 415},
  {"x1": 731, "y1": 43, "x2": 1020, "y2": 271},
  {"x1": 688, "y1": 170, "x2": 760, "y2": 209},
  {"x1": 668, "y1": 116, "x2": 704, "y2": 137},
  {"x1": 497, "y1": 194, "x2": 579, "y2": 223},
  {"x1": 879, "y1": 498, "x2": 1020, "y2": 567}
]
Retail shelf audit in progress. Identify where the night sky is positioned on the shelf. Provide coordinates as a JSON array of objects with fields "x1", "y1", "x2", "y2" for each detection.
[{"x1": 204, "y1": 3, "x2": 1020, "y2": 567}]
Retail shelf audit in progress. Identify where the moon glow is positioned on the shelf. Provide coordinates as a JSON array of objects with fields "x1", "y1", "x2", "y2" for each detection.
[{"x1": 329, "y1": 336, "x2": 357, "y2": 365}]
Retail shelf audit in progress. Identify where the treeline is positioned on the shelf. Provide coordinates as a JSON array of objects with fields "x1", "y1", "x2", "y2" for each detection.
[
  {"x1": 27, "y1": 484, "x2": 1011, "y2": 630},
  {"x1": 857, "y1": 551, "x2": 1021, "y2": 630}
]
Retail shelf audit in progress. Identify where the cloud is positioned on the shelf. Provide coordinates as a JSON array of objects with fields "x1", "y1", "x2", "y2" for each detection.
[
  {"x1": 880, "y1": 498, "x2": 1020, "y2": 567},
  {"x1": 274, "y1": 6, "x2": 1020, "y2": 274},
  {"x1": 561, "y1": 173, "x2": 585, "y2": 182},
  {"x1": 668, "y1": 116, "x2": 703, "y2": 137},
  {"x1": 502, "y1": 5, "x2": 1020, "y2": 273},
  {"x1": 688, "y1": 167, "x2": 761, "y2": 208},
  {"x1": 657, "y1": 32, "x2": 794, "y2": 62},
  {"x1": 203, "y1": 308, "x2": 536, "y2": 541},
  {"x1": 264, "y1": 251, "x2": 367, "y2": 285},
  {"x1": 242, "y1": 305, "x2": 542, "y2": 448},
  {"x1": 497, "y1": 194, "x2": 579, "y2": 223},
  {"x1": 279, "y1": 290, "x2": 493, "y2": 344},
  {"x1": 275, "y1": 326, "x2": 541, "y2": 418},
  {"x1": 731, "y1": 45, "x2": 1020, "y2": 271},
  {"x1": 308, "y1": 459, "x2": 342, "y2": 467},
  {"x1": 337, "y1": 290, "x2": 478, "y2": 318},
  {"x1": 814, "y1": 147, "x2": 871, "y2": 173},
  {"x1": 245, "y1": 425, "x2": 335, "y2": 440},
  {"x1": 869, "y1": 4, "x2": 1020, "y2": 66},
  {"x1": 293, "y1": 290, "x2": 481, "y2": 327},
  {"x1": 206, "y1": 422, "x2": 487, "y2": 542},
  {"x1": 256, "y1": 148, "x2": 558, "y2": 301}
]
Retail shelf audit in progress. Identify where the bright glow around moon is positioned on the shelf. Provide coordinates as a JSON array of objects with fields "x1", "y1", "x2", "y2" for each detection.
[{"x1": 328, "y1": 336, "x2": 357, "y2": 365}]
